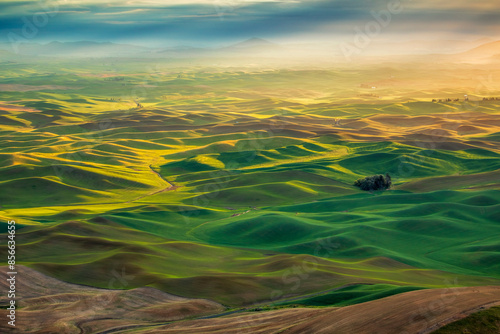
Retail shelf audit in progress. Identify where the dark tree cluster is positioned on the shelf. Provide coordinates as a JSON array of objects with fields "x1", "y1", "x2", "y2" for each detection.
[
  {"x1": 105, "y1": 76, "x2": 124, "y2": 81},
  {"x1": 354, "y1": 173, "x2": 392, "y2": 191},
  {"x1": 432, "y1": 98, "x2": 465, "y2": 102}
]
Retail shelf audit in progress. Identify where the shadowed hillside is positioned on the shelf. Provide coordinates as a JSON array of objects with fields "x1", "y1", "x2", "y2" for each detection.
[{"x1": 0, "y1": 52, "x2": 499, "y2": 333}]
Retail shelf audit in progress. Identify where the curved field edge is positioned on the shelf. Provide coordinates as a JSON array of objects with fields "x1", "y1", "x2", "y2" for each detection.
[
  {"x1": 2, "y1": 218, "x2": 500, "y2": 308},
  {"x1": 0, "y1": 64, "x2": 499, "y2": 332},
  {"x1": 112, "y1": 286, "x2": 500, "y2": 334},
  {"x1": 1, "y1": 265, "x2": 499, "y2": 334},
  {"x1": 431, "y1": 306, "x2": 500, "y2": 334}
]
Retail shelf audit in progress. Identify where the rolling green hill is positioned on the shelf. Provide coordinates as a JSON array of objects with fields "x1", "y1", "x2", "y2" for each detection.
[{"x1": 0, "y1": 60, "x2": 499, "y2": 313}]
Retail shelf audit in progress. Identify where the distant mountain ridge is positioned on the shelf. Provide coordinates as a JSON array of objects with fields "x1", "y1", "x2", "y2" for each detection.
[
  {"x1": 219, "y1": 37, "x2": 283, "y2": 55},
  {"x1": 227, "y1": 37, "x2": 278, "y2": 49},
  {"x1": 1, "y1": 38, "x2": 499, "y2": 61},
  {"x1": 460, "y1": 40, "x2": 500, "y2": 58},
  {"x1": 0, "y1": 41, "x2": 151, "y2": 57}
]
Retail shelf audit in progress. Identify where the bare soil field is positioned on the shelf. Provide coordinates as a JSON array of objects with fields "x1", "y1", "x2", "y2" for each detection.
[
  {"x1": 0, "y1": 266, "x2": 224, "y2": 333},
  {"x1": 141, "y1": 286, "x2": 500, "y2": 334}
]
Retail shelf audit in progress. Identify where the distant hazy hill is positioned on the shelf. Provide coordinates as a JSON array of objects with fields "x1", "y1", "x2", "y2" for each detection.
[
  {"x1": 5, "y1": 37, "x2": 498, "y2": 62},
  {"x1": 221, "y1": 37, "x2": 283, "y2": 54},
  {"x1": 9, "y1": 38, "x2": 283, "y2": 58},
  {"x1": 10, "y1": 41, "x2": 151, "y2": 57},
  {"x1": 364, "y1": 38, "x2": 493, "y2": 56},
  {"x1": 448, "y1": 40, "x2": 500, "y2": 63},
  {"x1": 157, "y1": 45, "x2": 208, "y2": 57},
  {"x1": 156, "y1": 38, "x2": 284, "y2": 59},
  {"x1": 226, "y1": 37, "x2": 277, "y2": 49},
  {"x1": 460, "y1": 40, "x2": 500, "y2": 58}
]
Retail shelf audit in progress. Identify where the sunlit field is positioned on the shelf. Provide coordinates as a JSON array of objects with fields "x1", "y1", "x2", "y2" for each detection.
[{"x1": 1, "y1": 38, "x2": 500, "y2": 333}]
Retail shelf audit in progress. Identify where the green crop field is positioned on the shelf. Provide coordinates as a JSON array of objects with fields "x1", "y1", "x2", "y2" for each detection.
[{"x1": 0, "y1": 50, "x2": 499, "y2": 333}]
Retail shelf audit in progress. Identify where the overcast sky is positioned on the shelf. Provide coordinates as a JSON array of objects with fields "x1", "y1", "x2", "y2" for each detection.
[{"x1": 1, "y1": 0, "x2": 499, "y2": 47}]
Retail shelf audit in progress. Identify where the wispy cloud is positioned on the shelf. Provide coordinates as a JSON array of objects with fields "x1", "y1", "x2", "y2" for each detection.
[
  {"x1": 0, "y1": 0, "x2": 498, "y2": 46},
  {"x1": 95, "y1": 8, "x2": 152, "y2": 16}
]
